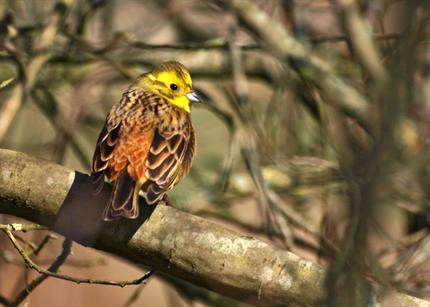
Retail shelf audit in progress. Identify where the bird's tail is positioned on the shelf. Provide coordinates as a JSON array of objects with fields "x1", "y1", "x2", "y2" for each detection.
[{"x1": 103, "y1": 169, "x2": 144, "y2": 221}]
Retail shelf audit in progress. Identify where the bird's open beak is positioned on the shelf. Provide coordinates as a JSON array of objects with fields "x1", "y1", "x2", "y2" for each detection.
[{"x1": 186, "y1": 91, "x2": 203, "y2": 103}]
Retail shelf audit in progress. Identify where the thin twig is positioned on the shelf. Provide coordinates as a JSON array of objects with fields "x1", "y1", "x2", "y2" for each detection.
[
  {"x1": 31, "y1": 87, "x2": 92, "y2": 168},
  {"x1": 32, "y1": 234, "x2": 57, "y2": 256},
  {"x1": 1, "y1": 252, "x2": 107, "y2": 268},
  {"x1": 310, "y1": 33, "x2": 401, "y2": 44},
  {"x1": 122, "y1": 283, "x2": 147, "y2": 307},
  {"x1": 0, "y1": 223, "x2": 47, "y2": 232},
  {"x1": 0, "y1": 1, "x2": 70, "y2": 142},
  {"x1": 1, "y1": 228, "x2": 153, "y2": 288},
  {"x1": 64, "y1": 29, "x2": 403, "y2": 52},
  {"x1": 230, "y1": 0, "x2": 372, "y2": 133},
  {"x1": 9, "y1": 238, "x2": 73, "y2": 307},
  {"x1": 333, "y1": 0, "x2": 388, "y2": 83},
  {"x1": 13, "y1": 234, "x2": 38, "y2": 253},
  {"x1": 0, "y1": 78, "x2": 15, "y2": 90}
]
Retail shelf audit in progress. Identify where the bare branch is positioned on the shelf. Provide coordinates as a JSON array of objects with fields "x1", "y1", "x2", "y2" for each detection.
[
  {"x1": 0, "y1": 2, "x2": 70, "y2": 141},
  {"x1": 333, "y1": 0, "x2": 388, "y2": 82},
  {"x1": 0, "y1": 149, "x2": 428, "y2": 306},
  {"x1": 7, "y1": 238, "x2": 73, "y2": 307},
  {"x1": 1, "y1": 226, "x2": 153, "y2": 289},
  {"x1": 229, "y1": 0, "x2": 372, "y2": 132}
]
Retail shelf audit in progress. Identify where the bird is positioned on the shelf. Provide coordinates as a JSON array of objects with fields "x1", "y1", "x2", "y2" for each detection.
[{"x1": 91, "y1": 61, "x2": 201, "y2": 221}]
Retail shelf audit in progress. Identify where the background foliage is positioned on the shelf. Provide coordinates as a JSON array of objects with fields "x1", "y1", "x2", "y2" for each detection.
[{"x1": 0, "y1": 0, "x2": 430, "y2": 306}]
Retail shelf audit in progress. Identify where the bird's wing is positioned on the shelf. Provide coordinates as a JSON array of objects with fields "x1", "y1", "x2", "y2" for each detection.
[
  {"x1": 91, "y1": 117, "x2": 122, "y2": 194},
  {"x1": 142, "y1": 120, "x2": 195, "y2": 204},
  {"x1": 92, "y1": 87, "x2": 156, "y2": 181},
  {"x1": 91, "y1": 88, "x2": 155, "y2": 220}
]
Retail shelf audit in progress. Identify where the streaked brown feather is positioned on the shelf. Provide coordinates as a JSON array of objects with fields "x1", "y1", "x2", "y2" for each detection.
[
  {"x1": 103, "y1": 169, "x2": 136, "y2": 220},
  {"x1": 142, "y1": 120, "x2": 194, "y2": 204}
]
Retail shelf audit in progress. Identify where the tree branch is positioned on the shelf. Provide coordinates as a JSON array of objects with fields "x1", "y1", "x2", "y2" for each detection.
[
  {"x1": 0, "y1": 149, "x2": 428, "y2": 306},
  {"x1": 333, "y1": 0, "x2": 388, "y2": 83},
  {"x1": 0, "y1": 1, "x2": 70, "y2": 141},
  {"x1": 229, "y1": 0, "x2": 372, "y2": 132}
]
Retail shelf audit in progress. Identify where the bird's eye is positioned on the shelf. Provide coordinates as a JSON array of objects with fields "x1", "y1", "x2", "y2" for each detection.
[{"x1": 170, "y1": 83, "x2": 178, "y2": 90}]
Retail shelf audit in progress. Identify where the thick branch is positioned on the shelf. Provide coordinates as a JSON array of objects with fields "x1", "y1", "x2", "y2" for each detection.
[{"x1": 0, "y1": 149, "x2": 428, "y2": 307}]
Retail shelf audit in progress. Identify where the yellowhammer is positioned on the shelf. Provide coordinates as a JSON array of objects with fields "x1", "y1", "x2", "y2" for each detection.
[{"x1": 91, "y1": 61, "x2": 201, "y2": 221}]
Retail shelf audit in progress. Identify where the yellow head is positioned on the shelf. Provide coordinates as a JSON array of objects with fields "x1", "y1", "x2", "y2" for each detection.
[{"x1": 137, "y1": 61, "x2": 201, "y2": 112}]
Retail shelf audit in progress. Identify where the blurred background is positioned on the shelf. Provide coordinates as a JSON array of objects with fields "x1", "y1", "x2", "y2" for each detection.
[{"x1": 0, "y1": 0, "x2": 430, "y2": 306}]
